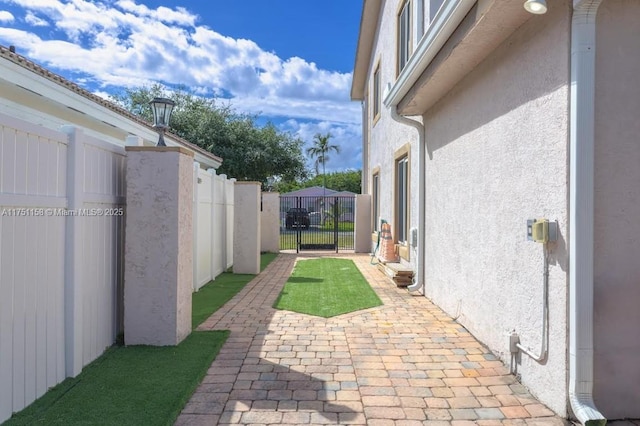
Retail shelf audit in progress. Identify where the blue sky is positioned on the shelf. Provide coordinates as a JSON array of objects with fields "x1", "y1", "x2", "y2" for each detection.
[{"x1": 0, "y1": 0, "x2": 363, "y2": 173}]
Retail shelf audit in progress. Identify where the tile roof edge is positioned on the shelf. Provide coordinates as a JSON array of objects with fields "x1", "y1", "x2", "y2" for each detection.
[{"x1": 0, "y1": 44, "x2": 223, "y2": 165}]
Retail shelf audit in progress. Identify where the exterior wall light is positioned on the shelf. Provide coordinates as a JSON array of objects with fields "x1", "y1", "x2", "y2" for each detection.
[
  {"x1": 524, "y1": 0, "x2": 547, "y2": 14},
  {"x1": 149, "y1": 97, "x2": 176, "y2": 146}
]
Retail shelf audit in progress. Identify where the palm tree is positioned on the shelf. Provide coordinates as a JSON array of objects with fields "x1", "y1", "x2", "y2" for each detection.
[{"x1": 306, "y1": 132, "x2": 340, "y2": 193}]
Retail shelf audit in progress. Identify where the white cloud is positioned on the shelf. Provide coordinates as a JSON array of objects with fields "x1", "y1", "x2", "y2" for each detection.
[
  {"x1": 24, "y1": 11, "x2": 48, "y2": 26},
  {"x1": 282, "y1": 119, "x2": 362, "y2": 172},
  {"x1": 0, "y1": 0, "x2": 363, "y2": 170},
  {"x1": 115, "y1": 0, "x2": 196, "y2": 26},
  {"x1": 0, "y1": 10, "x2": 14, "y2": 22}
]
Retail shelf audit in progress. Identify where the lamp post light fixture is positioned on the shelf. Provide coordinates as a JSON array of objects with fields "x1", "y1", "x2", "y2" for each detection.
[
  {"x1": 524, "y1": 0, "x2": 547, "y2": 14},
  {"x1": 149, "y1": 97, "x2": 176, "y2": 146}
]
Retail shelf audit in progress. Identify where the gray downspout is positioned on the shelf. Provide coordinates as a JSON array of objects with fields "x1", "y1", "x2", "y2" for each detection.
[
  {"x1": 569, "y1": 1, "x2": 606, "y2": 424},
  {"x1": 389, "y1": 107, "x2": 425, "y2": 294}
]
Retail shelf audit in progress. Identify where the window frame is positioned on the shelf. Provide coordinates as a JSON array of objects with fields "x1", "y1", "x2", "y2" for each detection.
[
  {"x1": 397, "y1": 0, "x2": 412, "y2": 76},
  {"x1": 396, "y1": 156, "x2": 409, "y2": 243},
  {"x1": 372, "y1": 61, "x2": 381, "y2": 124},
  {"x1": 393, "y1": 144, "x2": 411, "y2": 260},
  {"x1": 372, "y1": 169, "x2": 380, "y2": 233}
]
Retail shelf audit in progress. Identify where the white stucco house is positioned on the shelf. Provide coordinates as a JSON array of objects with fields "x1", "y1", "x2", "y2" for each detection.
[{"x1": 351, "y1": 0, "x2": 639, "y2": 423}]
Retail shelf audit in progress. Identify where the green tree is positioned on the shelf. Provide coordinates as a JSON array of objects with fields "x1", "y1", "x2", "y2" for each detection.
[
  {"x1": 273, "y1": 170, "x2": 361, "y2": 194},
  {"x1": 306, "y1": 133, "x2": 341, "y2": 192},
  {"x1": 110, "y1": 85, "x2": 308, "y2": 187},
  {"x1": 304, "y1": 170, "x2": 361, "y2": 193}
]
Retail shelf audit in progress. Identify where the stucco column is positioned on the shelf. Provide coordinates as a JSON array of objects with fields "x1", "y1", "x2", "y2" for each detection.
[
  {"x1": 123, "y1": 146, "x2": 194, "y2": 346},
  {"x1": 355, "y1": 194, "x2": 373, "y2": 253},
  {"x1": 260, "y1": 192, "x2": 280, "y2": 253},
  {"x1": 234, "y1": 182, "x2": 261, "y2": 274}
]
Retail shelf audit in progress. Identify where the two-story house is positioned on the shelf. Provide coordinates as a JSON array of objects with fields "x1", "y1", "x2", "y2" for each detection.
[{"x1": 351, "y1": 0, "x2": 640, "y2": 423}]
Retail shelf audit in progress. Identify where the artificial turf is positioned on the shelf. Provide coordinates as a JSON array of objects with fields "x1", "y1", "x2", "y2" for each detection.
[
  {"x1": 3, "y1": 330, "x2": 229, "y2": 426},
  {"x1": 273, "y1": 257, "x2": 383, "y2": 317}
]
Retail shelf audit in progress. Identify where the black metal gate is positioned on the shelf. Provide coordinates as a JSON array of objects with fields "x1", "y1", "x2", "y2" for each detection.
[{"x1": 279, "y1": 195, "x2": 355, "y2": 252}]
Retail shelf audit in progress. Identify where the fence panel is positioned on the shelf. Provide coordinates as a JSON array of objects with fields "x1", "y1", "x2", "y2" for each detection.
[
  {"x1": 211, "y1": 172, "x2": 226, "y2": 278},
  {"x1": 75, "y1": 133, "x2": 125, "y2": 369},
  {"x1": 0, "y1": 114, "x2": 68, "y2": 422},
  {"x1": 194, "y1": 167, "x2": 213, "y2": 290},
  {"x1": 192, "y1": 169, "x2": 236, "y2": 291}
]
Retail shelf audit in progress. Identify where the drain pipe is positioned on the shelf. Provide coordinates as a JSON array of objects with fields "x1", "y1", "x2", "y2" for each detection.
[
  {"x1": 569, "y1": 1, "x2": 606, "y2": 425},
  {"x1": 388, "y1": 105, "x2": 425, "y2": 294}
]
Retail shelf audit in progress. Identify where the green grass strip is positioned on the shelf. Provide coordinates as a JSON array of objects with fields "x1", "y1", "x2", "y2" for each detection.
[
  {"x1": 260, "y1": 252, "x2": 278, "y2": 271},
  {"x1": 273, "y1": 257, "x2": 382, "y2": 317},
  {"x1": 4, "y1": 330, "x2": 229, "y2": 426},
  {"x1": 192, "y1": 252, "x2": 278, "y2": 328}
]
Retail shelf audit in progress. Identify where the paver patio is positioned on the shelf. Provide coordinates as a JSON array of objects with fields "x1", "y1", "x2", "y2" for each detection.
[{"x1": 176, "y1": 253, "x2": 567, "y2": 425}]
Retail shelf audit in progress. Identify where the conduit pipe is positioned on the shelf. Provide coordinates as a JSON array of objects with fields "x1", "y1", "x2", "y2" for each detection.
[
  {"x1": 514, "y1": 246, "x2": 550, "y2": 363},
  {"x1": 569, "y1": 1, "x2": 606, "y2": 424},
  {"x1": 388, "y1": 106, "x2": 425, "y2": 294}
]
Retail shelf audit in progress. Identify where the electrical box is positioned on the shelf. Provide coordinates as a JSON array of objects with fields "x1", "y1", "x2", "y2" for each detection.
[
  {"x1": 527, "y1": 218, "x2": 558, "y2": 243},
  {"x1": 410, "y1": 227, "x2": 418, "y2": 248}
]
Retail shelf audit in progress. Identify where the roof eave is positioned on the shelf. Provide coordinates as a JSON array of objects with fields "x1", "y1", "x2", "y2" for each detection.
[{"x1": 350, "y1": 0, "x2": 383, "y2": 101}]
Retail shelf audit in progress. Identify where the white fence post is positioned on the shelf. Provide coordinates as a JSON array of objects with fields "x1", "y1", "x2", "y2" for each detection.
[
  {"x1": 220, "y1": 175, "x2": 228, "y2": 270},
  {"x1": 60, "y1": 125, "x2": 84, "y2": 378},
  {"x1": 225, "y1": 177, "x2": 236, "y2": 270},
  {"x1": 208, "y1": 168, "x2": 217, "y2": 280},
  {"x1": 192, "y1": 162, "x2": 200, "y2": 292}
]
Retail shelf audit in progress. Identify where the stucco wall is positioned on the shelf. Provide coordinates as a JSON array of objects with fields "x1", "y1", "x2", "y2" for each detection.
[
  {"x1": 593, "y1": 0, "x2": 640, "y2": 419},
  {"x1": 260, "y1": 192, "x2": 280, "y2": 253},
  {"x1": 124, "y1": 147, "x2": 193, "y2": 346},
  {"x1": 421, "y1": 3, "x2": 571, "y2": 416},
  {"x1": 367, "y1": 0, "x2": 421, "y2": 269},
  {"x1": 233, "y1": 182, "x2": 261, "y2": 274}
]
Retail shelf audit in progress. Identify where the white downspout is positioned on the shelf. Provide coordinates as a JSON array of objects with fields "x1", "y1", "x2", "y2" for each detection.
[
  {"x1": 569, "y1": 1, "x2": 606, "y2": 425},
  {"x1": 389, "y1": 106, "x2": 425, "y2": 294}
]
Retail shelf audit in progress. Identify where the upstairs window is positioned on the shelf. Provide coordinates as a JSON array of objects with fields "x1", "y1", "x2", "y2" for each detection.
[
  {"x1": 397, "y1": 0, "x2": 412, "y2": 74},
  {"x1": 430, "y1": 0, "x2": 445, "y2": 21},
  {"x1": 417, "y1": 0, "x2": 425, "y2": 39},
  {"x1": 372, "y1": 63, "x2": 381, "y2": 122}
]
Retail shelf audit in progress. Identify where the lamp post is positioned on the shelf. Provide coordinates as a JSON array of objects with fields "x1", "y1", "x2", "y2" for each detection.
[{"x1": 149, "y1": 97, "x2": 176, "y2": 146}]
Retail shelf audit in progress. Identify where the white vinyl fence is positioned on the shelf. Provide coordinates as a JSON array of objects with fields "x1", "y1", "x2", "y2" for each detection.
[
  {"x1": 193, "y1": 165, "x2": 235, "y2": 291},
  {"x1": 0, "y1": 113, "x2": 125, "y2": 422},
  {"x1": 0, "y1": 112, "x2": 235, "y2": 423}
]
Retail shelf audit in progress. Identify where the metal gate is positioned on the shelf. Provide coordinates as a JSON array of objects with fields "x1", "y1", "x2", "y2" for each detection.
[{"x1": 279, "y1": 195, "x2": 355, "y2": 252}]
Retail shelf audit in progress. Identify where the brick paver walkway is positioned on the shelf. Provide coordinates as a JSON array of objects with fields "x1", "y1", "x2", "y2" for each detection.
[{"x1": 176, "y1": 253, "x2": 566, "y2": 425}]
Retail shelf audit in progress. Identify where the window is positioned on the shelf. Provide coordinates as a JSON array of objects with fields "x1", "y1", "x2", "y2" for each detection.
[
  {"x1": 372, "y1": 63, "x2": 380, "y2": 122},
  {"x1": 417, "y1": 0, "x2": 425, "y2": 39},
  {"x1": 395, "y1": 156, "x2": 409, "y2": 244},
  {"x1": 372, "y1": 172, "x2": 380, "y2": 232},
  {"x1": 429, "y1": 0, "x2": 445, "y2": 21},
  {"x1": 397, "y1": 0, "x2": 411, "y2": 74}
]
